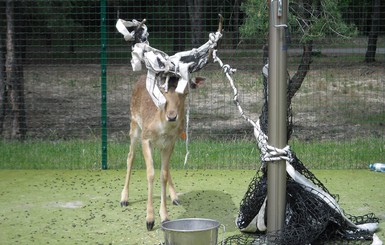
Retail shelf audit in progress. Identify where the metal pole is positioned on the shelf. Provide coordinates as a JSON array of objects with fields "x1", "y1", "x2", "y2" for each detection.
[
  {"x1": 100, "y1": 0, "x2": 108, "y2": 170},
  {"x1": 267, "y1": 0, "x2": 288, "y2": 242}
]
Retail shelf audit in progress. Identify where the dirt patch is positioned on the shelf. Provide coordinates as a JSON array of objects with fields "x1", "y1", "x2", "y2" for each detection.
[{"x1": 2, "y1": 59, "x2": 383, "y2": 141}]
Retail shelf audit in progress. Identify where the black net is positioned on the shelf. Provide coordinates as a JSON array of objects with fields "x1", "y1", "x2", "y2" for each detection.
[{"x1": 226, "y1": 152, "x2": 379, "y2": 245}]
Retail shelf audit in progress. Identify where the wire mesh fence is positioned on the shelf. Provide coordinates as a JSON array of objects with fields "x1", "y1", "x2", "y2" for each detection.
[{"x1": 0, "y1": 0, "x2": 384, "y2": 169}]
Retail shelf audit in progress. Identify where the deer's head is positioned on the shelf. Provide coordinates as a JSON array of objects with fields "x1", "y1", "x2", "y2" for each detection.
[{"x1": 160, "y1": 76, "x2": 204, "y2": 122}]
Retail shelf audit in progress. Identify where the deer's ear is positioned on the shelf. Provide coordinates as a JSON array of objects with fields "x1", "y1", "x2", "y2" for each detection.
[
  {"x1": 195, "y1": 77, "x2": 205, "y2": 85},
  {"x1": 190, "y1": 77, "x2": 205, "y2": 89}
]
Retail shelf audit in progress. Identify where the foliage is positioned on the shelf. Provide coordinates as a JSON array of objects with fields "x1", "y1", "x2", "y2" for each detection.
[
  {"x1": 23, "y1": 1, "x2": 84, "y2": 33},
  {"x1": 240, "y1": 0, "x2": 358, "y2": 43}
]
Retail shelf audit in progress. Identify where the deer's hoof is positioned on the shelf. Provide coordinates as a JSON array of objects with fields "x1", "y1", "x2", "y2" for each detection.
[
  {"x1": 120, "y1": 201, "x2": 128, "y2": 207},
  {"x1": 146, "y1": 221, "x2": 155, "y2": 231},
  {"x1": 172, "y1": 199, "x2": 180, "y2": 206}
]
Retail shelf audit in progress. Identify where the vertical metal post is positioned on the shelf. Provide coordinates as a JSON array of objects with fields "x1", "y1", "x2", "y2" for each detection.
[
  {"x1": 100, "y1": 0, "x2": 108, "y2": 170},
  {"x1": 267, "y1": 0, "x2": 288, "y2": 242}
]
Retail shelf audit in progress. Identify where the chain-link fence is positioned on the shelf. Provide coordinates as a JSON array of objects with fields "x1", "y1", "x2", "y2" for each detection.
[{"x1": 0, "y1": 0, "x2": 384, "y2": 169}]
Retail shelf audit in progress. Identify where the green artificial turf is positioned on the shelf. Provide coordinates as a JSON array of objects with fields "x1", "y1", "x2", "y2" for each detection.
[{"x1": 0, "y1": 169, "x2": 383, "y2": 244}]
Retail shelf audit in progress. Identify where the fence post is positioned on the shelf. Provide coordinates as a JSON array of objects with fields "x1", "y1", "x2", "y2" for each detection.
[
  {"x1": 267, "y1": 0, "x2": 288, "y2": 242},
  {"x1": 100, "y1": 0, "x2": 108, "y2": 170}
]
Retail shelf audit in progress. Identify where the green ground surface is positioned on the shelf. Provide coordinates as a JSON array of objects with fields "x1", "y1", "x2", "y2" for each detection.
[{"x1": 0, "y1": 169, "x2": 384, "y2": 244}]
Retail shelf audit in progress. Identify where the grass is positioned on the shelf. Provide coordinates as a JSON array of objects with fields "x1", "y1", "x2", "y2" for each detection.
[
  {"x1": 0, "y1": 140, "x2": 101, "y2": 170},
  {"x1": 290, "y1": 137, "x2": 385, "y2": 169},
  {"x1": 1, "y1": 137, "x2": 384, "y2": 170},
  {"x1": 0, "y1": 169, "x2": 383, "y2": 244}
]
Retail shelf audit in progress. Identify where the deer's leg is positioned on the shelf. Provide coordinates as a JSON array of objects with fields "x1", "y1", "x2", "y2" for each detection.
[
  {"x1": 120, "y1": 122, "x2": 139, "y2": 207},
  {"x1": 159, "y1": 143, "x2": 178, "y2": 223},
  {"x1": 163, "y1": 141, "x2": 178, "y2": 204},
  {"x1": 167, "y1": 172, "x2": 179, "y2": 205},
  {"x1": 142, "y1": 139, "x2": 155, "y2": 231}
]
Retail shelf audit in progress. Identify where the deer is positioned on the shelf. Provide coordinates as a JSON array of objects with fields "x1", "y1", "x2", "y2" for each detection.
[{"x1": 120, "y1": 74, "x2": 203, "y2": 231}]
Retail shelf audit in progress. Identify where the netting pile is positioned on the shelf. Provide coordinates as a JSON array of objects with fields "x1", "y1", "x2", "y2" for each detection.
[
  {"x1": 226, "y1": 154, "x2": 379, "y2": 245},
  {"x1": 212, "y1": 55, "x2": 380, "y2": 245}
]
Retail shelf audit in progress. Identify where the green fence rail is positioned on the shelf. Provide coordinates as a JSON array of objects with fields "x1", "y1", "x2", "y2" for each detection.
[{"x1": 100, "y1": 0, "x2": 108, "y2": 169}]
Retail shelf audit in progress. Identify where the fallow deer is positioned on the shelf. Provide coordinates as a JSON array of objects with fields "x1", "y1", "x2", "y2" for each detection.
[{"x1": 120, "y1": 75, "x2": 202, "y2": 231}]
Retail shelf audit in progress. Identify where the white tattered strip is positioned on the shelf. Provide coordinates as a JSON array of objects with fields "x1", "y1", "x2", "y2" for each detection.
[{"x1": 116, "y1": 18, "x2": 222, "y2": 108}]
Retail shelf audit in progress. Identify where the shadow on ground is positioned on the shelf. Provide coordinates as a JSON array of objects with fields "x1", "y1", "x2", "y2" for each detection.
[{"x1": 178, "y1": 190, "x2": 238, "y2": 232}]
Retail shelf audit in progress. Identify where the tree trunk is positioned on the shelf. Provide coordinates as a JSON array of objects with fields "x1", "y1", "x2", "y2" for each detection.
[
  {"x1": 365, "y1": 0, "x2": 380, "y2": 63},
  {"x1": 0, "y1": 35, "x2": 7, "y2": 136},
  {"x1": 187, "y1": 0, "x2": 205, "y2": 47},
  {"x1": 69, "y1": 32, "x2": 75, "y2": 53},
  {"x1": 232, "y1": 0, "x2": 241, "y2": 49},
  {"x1": 259, "y1": 41, "x2": 313, "y2": 140},
  {"x1": 288, "y1": 41, "x2": 313, "y2": 105},
  {"x1": 6, "y1": 0, "x2": 27, "y2": 140}
]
